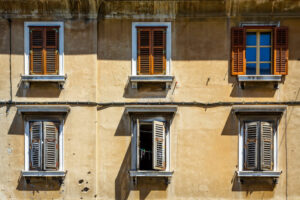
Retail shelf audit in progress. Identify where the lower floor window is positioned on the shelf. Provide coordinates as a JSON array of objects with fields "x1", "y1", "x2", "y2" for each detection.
[{"x1": 29, "y1": 121, "x2": 60, "y2": 171}]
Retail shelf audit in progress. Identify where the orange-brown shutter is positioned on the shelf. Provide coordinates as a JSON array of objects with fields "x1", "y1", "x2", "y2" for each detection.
[
  {"x1": 231, "y1": 27, "x2": 246, "y2": 75},
  {"x1": 137, "y1": 28, "x2": 151, "y2": 75},
  {"x1": 45, "y1": 27, "x2": 59, "y2": 75},
  {"x1": 30, "y1": 28, "x2": 44, "y2": 75},
  {"x1": 274, "y1": 27, "x2": 288, "y2": 75},
  {"x1": 152, "y1": 28, "x2": 166, "y2": 75}
]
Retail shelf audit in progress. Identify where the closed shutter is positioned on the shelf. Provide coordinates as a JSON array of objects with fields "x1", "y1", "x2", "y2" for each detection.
[
  {"x1": 152, "y1": 28, "x2": 166, "y2": 74},
  {"x1": 260, "y1": 122, "x2": 273, "y2": 170},
  {"x1": 138, "y1": 29, "x2": 151, "y2": 75},
  {"x1": 30, "y1": 26, "x2": 59, "y2": 75},
  {"x1": 274, "y1": 27, "x2": 288, "y2": 75},
  {"x1": 43, "y1": 121, "x2": 59, "y2": 170},
  {"x1": 244, "y1": 122, "x2": 258, "y2": 170},
  {"x1": 30, "y1": 121, "x2": 42, "y2": 170},
  {"x1": 231, "y1": 27, "x2": 246, "y2": 75},
  {"x1": 152, "y1": 121, "x2": 166, "y2": 171}
]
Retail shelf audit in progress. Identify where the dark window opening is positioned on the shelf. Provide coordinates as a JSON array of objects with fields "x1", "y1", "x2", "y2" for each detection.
[{"x1": 139, "y1": 124, "x2": 153, "y2": 170}]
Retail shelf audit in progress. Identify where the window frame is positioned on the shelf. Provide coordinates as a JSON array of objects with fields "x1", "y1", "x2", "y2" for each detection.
[
  {"x1": 24, "y1": 116, "x2": 64, "y2": 172},
  {"x1": 131, "y1": 22, "x2": 171, "y2": 76},
  {"x1": 131, "y1": 116, "x2": 170, "y2": 172},
  {"x1": 24, "y1": 22, "x2": 64, "y2": 76},
  {"x1": 238, "y1": 115, "x2": 279, "y2": 173}
]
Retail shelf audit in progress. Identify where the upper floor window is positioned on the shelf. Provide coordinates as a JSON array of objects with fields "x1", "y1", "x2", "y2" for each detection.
[{"x1": 231, "y1": 26, "x2": 288, "y2": 76}]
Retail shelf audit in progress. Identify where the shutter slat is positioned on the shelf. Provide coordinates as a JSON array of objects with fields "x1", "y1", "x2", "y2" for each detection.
[
  {"x1": 138, "y1": 30, "x2": 151, "y2": 75},
  {"x1": 231, "y1": 28, "x2": 246, "y2": 75},
  {"x1": 274, "y1": 27, "x2": 288, "y2": 75},
  {"x1": 43, "y1": 121, "x2": 59, "y2": 170},
  {"x1": 152, "y1": 29, "x2": 166, "y2": 74},
  {"x1": 245, "y1": 122, "x2": 258, "y2": 170},
  {"x1": 45, "y1": 28, "x2": 59, "y2": 75},
  {"x1": 30, "y1": 121, "x2": 42, "y2": 170},
  {"x1": 261, "y1": 122, "x2": 273, "y2": 170},
  {"x1": 152, "y1": 121, "x2": 166, "y2": 171},
  {"x1": 30, "y1": 29, "x2": 44, "y2": 74}
]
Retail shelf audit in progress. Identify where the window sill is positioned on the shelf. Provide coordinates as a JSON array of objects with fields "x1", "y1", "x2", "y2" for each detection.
[
  {"x1": 21, "y1": 170, "x2": 66, "y2": 177},
  {"x1": 129, "y1": 170, "x2": 174, "y2": 184},
  {"x1": 129, "y1": 75, "x2": 174, "y2": 89},
  {"x1": 21, "y1": 75, "x2": 67, "y2": 89},
  {"x1": 237, "y1": 171, "x2": 282, "y2": 178},
  {"x1": 237, "y1": 75, "x2": 282, "y2": 89}
]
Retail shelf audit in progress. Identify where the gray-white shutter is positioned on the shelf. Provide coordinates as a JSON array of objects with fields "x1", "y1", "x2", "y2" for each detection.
[
  {"x1": 261, "y1": 121, "x2": 273, "y2": 171},
  {"x1": 244, "y1": 122, "x2": 259, "y2": 170},
  {"x1": 43, "y1": 121, "x2": 59, "y2": 170},
  {"x1": 30, "y1": 121, "x2": 42, "y2": 170},
  {"x1": 152, "y1": 121, "x2": 166, "y2": 170}
]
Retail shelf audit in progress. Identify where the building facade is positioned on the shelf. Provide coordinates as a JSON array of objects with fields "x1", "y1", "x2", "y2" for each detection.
[{"x1": 0, "y1": 0, "x2": 300, "y2": 199}]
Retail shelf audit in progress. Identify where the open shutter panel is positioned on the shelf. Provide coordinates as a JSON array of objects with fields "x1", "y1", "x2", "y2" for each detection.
[
  {"x1": 152, "y1": 28, "x2": 166, "y2": 74},
  {"x1": 136, "y1": 119, "x2": 140, "y2": 170},
  {"x1": 260, "y1": 122, "x2": 273, "y2": 170},
  {"x1": 244, "y1": 122, "x2": 258, "y2": 170},
  {"x1": 30, "y1": 121, "x2": 42, "y2": 170},
  {"x1": 43, "y1": 121, "x2": 59, "y2": 170},
  {"x1": 137, "y1": 29, "x2": 151, "y2": 75},
  {"x1": 152, "y1": 121, "x2": 166, "y2": 171},
  {"x1": 45, "y1": 27, "x2": 59, "y2": 74},
  {"x1": 30, "y1": 28, "x2": 44, "y2": 75},
  {"x1": 274, "y1": 27, "x2": 288, "y2": 75},
  {"x1": 231, "y1": 28, "x2": 246, "y2": 75}
]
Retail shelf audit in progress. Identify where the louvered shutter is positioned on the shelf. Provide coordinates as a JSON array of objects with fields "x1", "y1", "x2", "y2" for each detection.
[
  {"x1": 274, "y1": 27, "x2": 288, "y2": 75},
  {"x1": 30, "y1": 28, "x2": 44, "y2": 74},
  {"x1": 231, "y1": 28, "x2": 246, "y2": 75},
  {"x1": 30, "y1": 121, "x2": 42, "y2": 170},
  {"x1": 152, "y1": 28, "x2": 166, "y2": 74},
  {"x1": 152, "y1": 121, "x2": 166, "y2": 171},
  {"x1": 260, "y1": 122, "x2": 273, "y2": 170},
  {"x1": 244, "y1": 122, "x2": 258, "y2": 170},
  {"x1": 137, "y1": 29, "x2": 151, "y2": 75},
  {"x1": 45, "y1": 27, "x2": 59, "y2": 74},
  {"x1": 43, "y1": 121, "x2": 59, "y2": 170}
]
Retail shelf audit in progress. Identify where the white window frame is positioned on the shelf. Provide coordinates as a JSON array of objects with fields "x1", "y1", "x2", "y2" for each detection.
[
  {"x1": 24, "y1": 21, "x2": 64, "y2": 76},
  {"x1": 131, "y1": 116, "x2": 170, "y2": 172},
  {"x1": 24, "y1": 118, "x2": 64, "y2": 172},
  {"x1": 238, "y1": 117, "x2": 278, "y2": 172},
  {"x1": 131, "y1": 22, "x2": 171, "y2": 76}
]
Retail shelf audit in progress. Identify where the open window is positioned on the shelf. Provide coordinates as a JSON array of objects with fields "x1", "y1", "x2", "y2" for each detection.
[{"x1": 231, "y1": 24, "x2": 288, "y2": 89}]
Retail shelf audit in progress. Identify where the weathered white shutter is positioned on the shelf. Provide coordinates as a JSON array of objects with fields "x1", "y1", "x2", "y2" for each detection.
[
  {"x1": 43, "y1": 121, "x2": 59, "y2": 170},
  {"x1": 152, "y1": 121, "x2": 166, "y2": 170},
  {"x1": 260, "y1": 121, "x2": 273, "y2": 170},
  {"x1": 30, "y1": 121, "x2": 42, "y2": 170},
  {"x1": 244, "y1": 122, "x2": 259, "y2": 170},
  {"x1": 136, "y1": 119, "x2": 140, "y2": 170}
]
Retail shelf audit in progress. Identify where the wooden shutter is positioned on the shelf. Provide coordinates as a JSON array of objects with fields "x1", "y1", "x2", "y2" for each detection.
[
  {"x1": 30, "y1": 28, "x2": 44, "y2": 74},
  {"x1": 244, "y1": 122, "x2": 258, "y2": 170},
  {"x1": 274, "y1": 27, "x2": 288, "y2": 75},
  {"x1": 231, "y1": 27, "x2": 246, "y2": 75},
  {"x1": 260, "y1": 122, "x2": 273, "y2": 170},
  {"x1": 138, "y1": 29, "x2": 151, "y2": 75},
  {"x1": 152, "y1": 121, "x2": 166, "y2": 171},
  {"x1": 43, "y1": 121, "x2": 59, "y2": 170},
  {"x1": 152, "y1": 28, "x2": 166, "y2": 74},
  {"x1": 30, "y1": 121, "x2": 42, "y2": 170},
  {"x1": 45, "y1": 27, "x2": 59, "y2": 74}
]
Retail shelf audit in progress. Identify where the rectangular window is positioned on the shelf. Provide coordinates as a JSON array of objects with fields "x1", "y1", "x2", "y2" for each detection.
[
  {"x1": 137, "y1": 27, "x2": 166, "y2": 75},
  {"x1": 243, "y1": 120, "x2": 274, "y2": 171},
  {"x1": 246, "y1": 30, "x2": 272, "y2": 75},
  {"x1": 30, "y1": 26, "x2": 59, "y2": 75},
  {"x1": 29, "y1": 121, "x2": 60, "y2": 171}
]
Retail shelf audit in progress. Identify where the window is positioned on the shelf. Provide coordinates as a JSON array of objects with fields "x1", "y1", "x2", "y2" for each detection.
[
  {"x1": 231, "y1": 26, "x2": 288, "y2": 76},
  {"x1": 24, "y1": 22, "x2": 64, "y2": 76},
  {"x1": 131, "y1": 22, "x2": 171, "y2": 76}
]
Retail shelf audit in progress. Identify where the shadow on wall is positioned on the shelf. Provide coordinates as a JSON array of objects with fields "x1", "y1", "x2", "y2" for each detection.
[
  {"x1": 230, "y1": 82, "x2": 277, "y2": 98},
  {"x1": 221, "y1": 111, "x2": 238, "y2": 136},
  {"x1": 8, "y1": 110, "x2": 23, "y2": 135},
  {"x1": 17, "y1": 175, "x2": 62, "y2": 191},
  {"x1": 16, "y1": 82, "x2": 61, "y2": 98}
]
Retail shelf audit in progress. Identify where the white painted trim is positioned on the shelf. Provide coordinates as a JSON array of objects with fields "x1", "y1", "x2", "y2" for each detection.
[
  {"x1": 24, "y1": 122, "x2": 29, "y2": 171},
  {"x1": 131, "y1": 22, "x2": 171, "y2": 76},
  {"x1": 238, "y1": 120, "x2": 243, "y2": 172},
  {"x1": 24, "y1": 22, "x2": 64, "y2": 75},
  {"x1": 59, "y1": 120, "x2": 64, "y2": 171}
]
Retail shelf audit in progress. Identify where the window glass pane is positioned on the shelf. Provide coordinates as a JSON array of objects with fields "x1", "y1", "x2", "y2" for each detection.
[
  {"x1": 246, "y1": 48, "x2": 256, "y2": 62},
  {"x1": 260, "y1": 32, "x2": 271, "y2": 46},
  {"x1": 260, "y1": 63, "x2": 271, "y2": 75},
  {"x1": 260, "y1": 48, "x2": 271, "y2": 61},
  {"x1": 246, "y1": 63, "x2": 256, "y2": 75},
  {"x1": 246, "y1": 32, "x2": 256, "y2": 46}
]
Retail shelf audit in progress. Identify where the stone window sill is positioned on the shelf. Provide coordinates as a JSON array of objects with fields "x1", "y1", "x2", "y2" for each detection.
[
  {"x1": 21, "y1": 75, "x2": 67, "y2": 89},
  {"x1": 21, "y1": 170, "x2": 66, "y2": 177},
  {"x1": 129, "y1": 75, "x2": 174, "y2": 89},
  {"x1": 237, "y1": 170, "x2": 282, "y2": 178},
  {"x1": 129, "y1": 170, "x2": 174, "y2": 184},
  {"x1": 237, "y1": 75, "x2": 282, "y2": 89}
]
